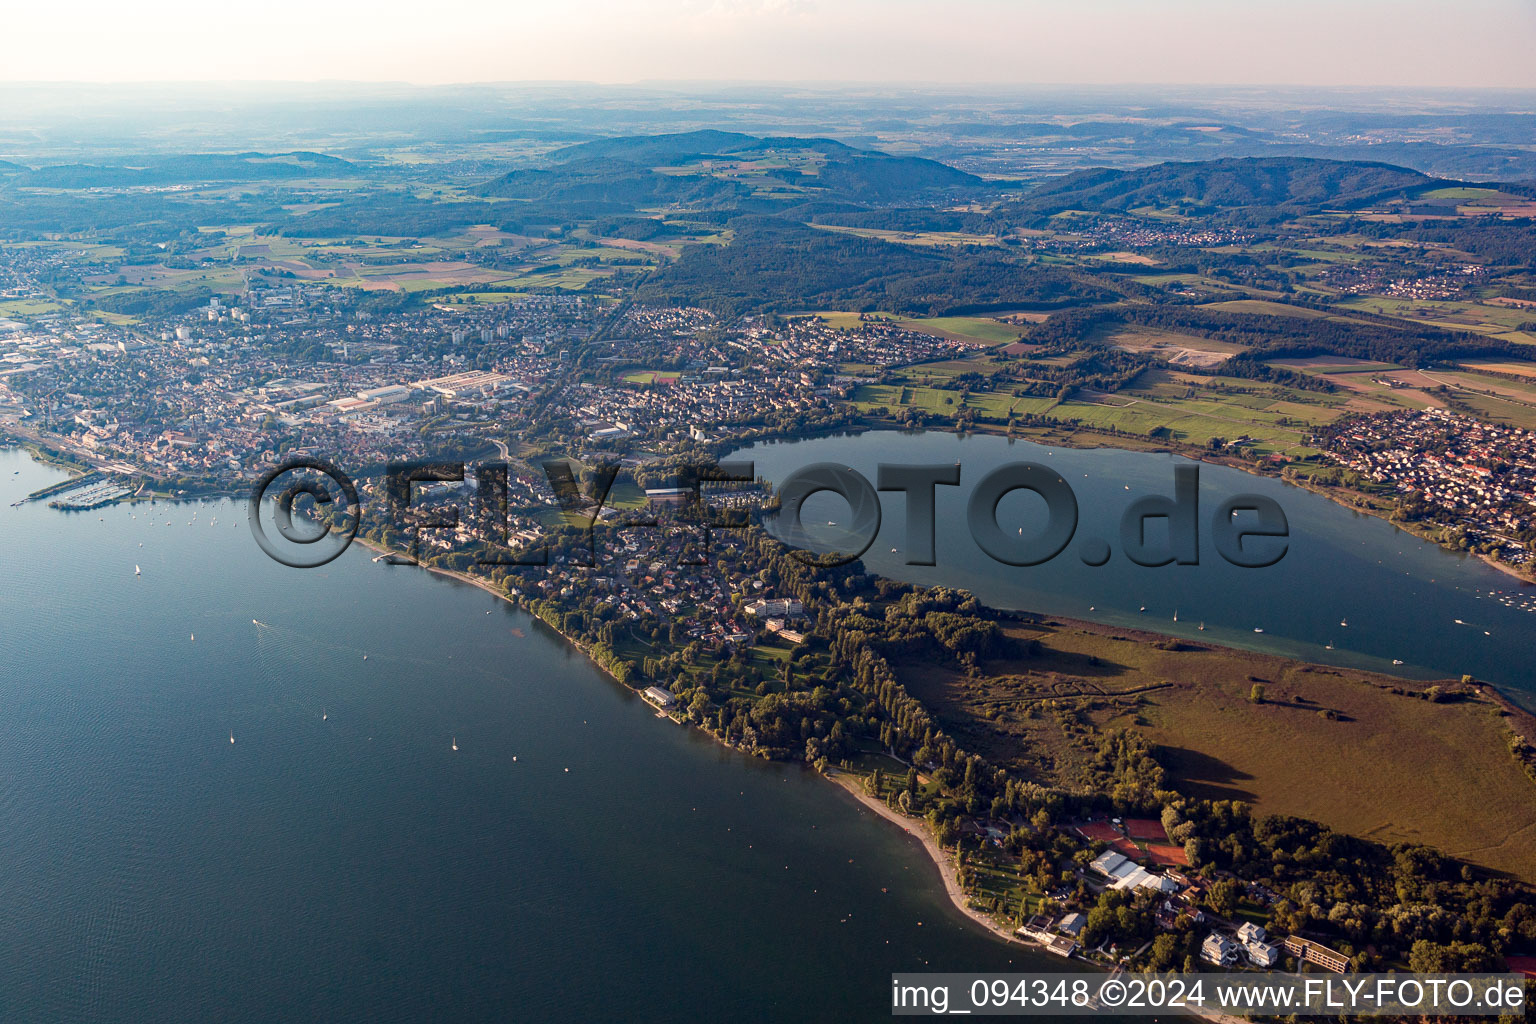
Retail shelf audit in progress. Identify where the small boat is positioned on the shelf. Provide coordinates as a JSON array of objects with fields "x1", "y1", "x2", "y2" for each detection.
[
  {"x1": 1253, "y1": 628, "x2": 1264, "y2": 633},
  {"x1": 1454, "y1": 619, "x2": 1464, "y2": 625},
  {"x1": 190, "y1": 633, "x2": 195, "y2": 641},
  {"x1": 1172, "y1": 610, "x2": 1178, "y2": 622},
  {"x1": 362, "y1": 654, "x2": 368, "y2": 661},
  {"x1": 1340, "y1": 619, "x2": 1348, "y2": 627},
  {"x1": 322, "y1": 712, "x2": 327, "y2": 721},
  {"x1": 1392, "y1": 659, "x2": 1405, "y2": 666},
  {"x1": 1138, "y1": 606, "x2": 1146, "y2": 612},
  {"x1": 1197, "y1": 622, "x2": 1205, "y2": 631},
  {"x1": 451, "y1": 737, "x2": 458, "y2": 752},
  {"x1": 1089, "y1": 606, "x2": 1095, "y2": 611},
  {"x1": 1325, "y1": 642, "x2": 1334, "y2": 649},
  {"x1": 826, "y1": 520, "x2": 837, "y2": 527},
  {"x1": 229, "y1": 733, "x2": 235, "y2": 745},
  {"x1": 135, "y1": 565, "x2": 141, "y2": 576},
  {"x1": 890, "y1": 547, "x2": 898, "y2": 553}
]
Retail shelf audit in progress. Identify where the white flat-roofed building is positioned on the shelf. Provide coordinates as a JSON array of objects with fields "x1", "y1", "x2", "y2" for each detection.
[
  {"x1": 643, "y1": 686, "x2": 677, "y2": 710},
  {"x1": 356, "y1": 385, "x2": 413, "y2": 404},
  {"x1": 1089, "y1": 850, "x2": 1128, "y2": 878},
  {"x1": 409, "y1": 370, "x2": 515, "y2": 398},
  {"x1": 1202, "y1": 932, "x2": 1240, "y2": 967},
  {"x1": 1244, "y1": 939, "x2": 1280, "y2": 967}
]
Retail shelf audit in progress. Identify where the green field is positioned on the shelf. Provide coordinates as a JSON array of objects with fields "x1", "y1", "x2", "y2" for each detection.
[
  {"x1": 0, "y1": 298, "x2": 67, "y2": 315},
  {"x1": 896, "y1": 316, "x2": 1023, "y2": 346},
  {"x1": 853, "y1": 368, "x2": 1345, "y2": 456}
]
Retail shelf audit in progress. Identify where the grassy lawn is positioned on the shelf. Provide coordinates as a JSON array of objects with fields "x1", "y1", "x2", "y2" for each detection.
[
  {"x1": 0, "y1": 298, "x2": 67, "y2": 315},
  {"x1": 623, "y1": 370, "x2": 681, "y2": 385},
  {"x1": 894, "y1": 316, "x2": 1023, "y2": 346}
]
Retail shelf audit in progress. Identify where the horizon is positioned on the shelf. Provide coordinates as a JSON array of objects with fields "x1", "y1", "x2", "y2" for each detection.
[{"x1": 6, "y1": 0, "x2": 1535, "y2": 90}]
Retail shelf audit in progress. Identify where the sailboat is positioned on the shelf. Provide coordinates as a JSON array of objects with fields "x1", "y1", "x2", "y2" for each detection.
[{"x1": 134, "y1": 564, "x2": 141, "y2": 576}]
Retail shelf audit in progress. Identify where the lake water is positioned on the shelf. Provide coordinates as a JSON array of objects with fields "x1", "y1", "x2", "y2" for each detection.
[
  {"x1": 0, "y1": 447, "x2": 1067, "y2": 1023},
  {"x1": 736, "y1": 430, "x2": 1536, "y2": 708}
]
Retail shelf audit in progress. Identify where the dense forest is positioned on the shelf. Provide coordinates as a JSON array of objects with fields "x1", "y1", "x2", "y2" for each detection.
[
  {"x1": 1003, "y1": 157, "x2": 1437, "y2": 224},
  {"x1": 640, "y1": 216, "x2": 1119, "y2": 316}
]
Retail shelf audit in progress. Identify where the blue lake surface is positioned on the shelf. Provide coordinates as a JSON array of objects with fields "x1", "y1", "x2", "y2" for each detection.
[
  {"x1": 736, "y1": 430, "x2": 1536, "y2": 708},
  {"x1": 0, "y1": 447, "x2": 1060, "y2": 1024}
]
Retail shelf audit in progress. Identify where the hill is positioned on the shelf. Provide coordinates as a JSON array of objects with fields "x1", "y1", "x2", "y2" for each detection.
[
  {"x1": 500, "y1": 130, "x2": 984, "y2": 206},
  {"x1": 17, "y1": 152, "x2": 356, "y2": 188},
  {"x1": 550, "y1": 129, "x2": 768, "y2": 165},
  {"x1": 1011, "y1": 157, "x2": 1438, "y2": 219},
  {"x1": 638, "y1": 215, "x2": 1117, "y2": 317}
]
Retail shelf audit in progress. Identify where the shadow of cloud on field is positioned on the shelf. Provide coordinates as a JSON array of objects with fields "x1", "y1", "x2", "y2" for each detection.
[{"x1": 1156, "y1": 745, "x2": 1258, "y2": 803}]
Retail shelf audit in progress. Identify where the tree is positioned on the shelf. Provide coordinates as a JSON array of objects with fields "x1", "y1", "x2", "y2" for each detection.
[
  {"x1": 1205, "y1": 878, "x2": 1241, "y2": 917},
  {"x1": 1148, "y1": 933, "x2": 1180, "y2": 971},
  {"x1": 1249, "y1": 683, "x2": 1266, "y2": 704}
]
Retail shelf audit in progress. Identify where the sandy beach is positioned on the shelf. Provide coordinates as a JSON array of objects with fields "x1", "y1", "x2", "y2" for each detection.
[{"x1": 825, "y1": 768, "x2": 1038, "y2": 949}]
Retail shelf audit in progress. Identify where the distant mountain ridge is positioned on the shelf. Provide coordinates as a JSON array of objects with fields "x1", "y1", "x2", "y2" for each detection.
[
  {"x1": 16, "y1": 152, "x2": 356, "y2": 188},
  {"x1": 1013, "y1": 156, "x2": 1440, "y2": 217},
  {"x1": 480, "y1": 130, "x2": 983, "y2": 206}
]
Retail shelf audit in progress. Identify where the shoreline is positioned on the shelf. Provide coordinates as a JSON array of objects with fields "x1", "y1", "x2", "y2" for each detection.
[
  {"x1": 837, "y1": 418, "x2": 1536, "y2": 585},
  {"x1": 824, "y1": 769, "x2": 1251, "y2": 1024},
  {"x1": 824, "y1": 768, "x2": 1040, "y2": 950},
  {"x1": 8, "y1": 449, "x2": 1523, "y2": 1011}
]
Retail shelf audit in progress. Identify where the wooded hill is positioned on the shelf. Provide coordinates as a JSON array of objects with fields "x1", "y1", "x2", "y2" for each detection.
[
  {"x1": 1006, "y1": 157, "x2": 1440, "y2": 221},
  {"x1": 482, "y1": 130, "x2": 984, "y2": 206},
  {"x1": 638, "y1": 215, "x2": 1122, "y2": 317},
  {"x1": 13, "y1": 152, "x2": 357, "y2": 188}
]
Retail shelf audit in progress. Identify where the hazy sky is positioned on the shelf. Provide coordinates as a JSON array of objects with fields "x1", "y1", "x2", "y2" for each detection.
[{"x1": 7, "y1": 0, "x2": 1534, "y2": 88}]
